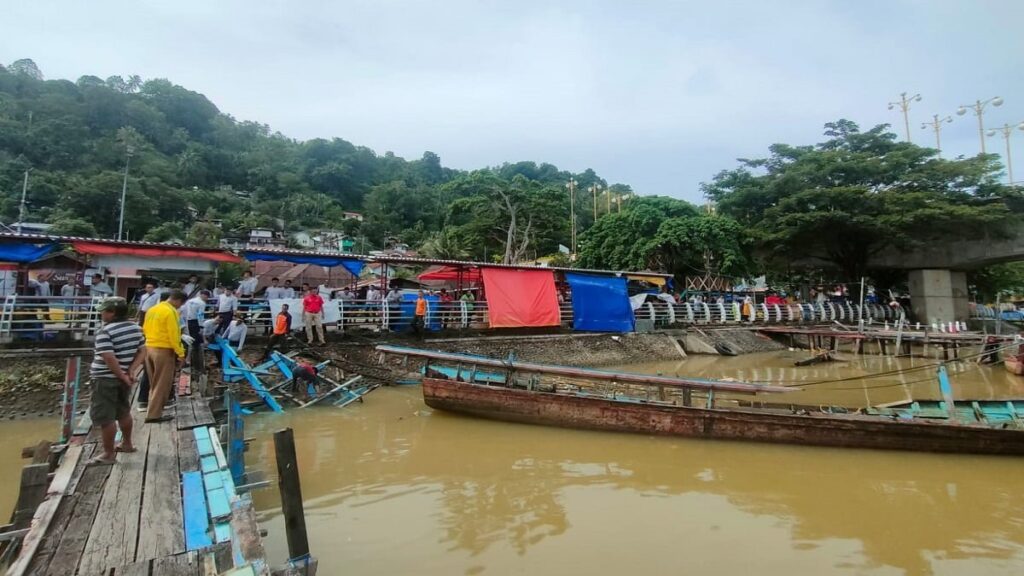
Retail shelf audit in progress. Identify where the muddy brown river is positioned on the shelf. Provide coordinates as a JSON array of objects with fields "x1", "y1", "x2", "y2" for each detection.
[{"x1": 1, "y1": 351, "x2": 1022, "y2": 574}]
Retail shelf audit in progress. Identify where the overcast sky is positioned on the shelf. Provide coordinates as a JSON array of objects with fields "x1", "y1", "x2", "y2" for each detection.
[{"x1": 3, "y1": 1, "x2": 1023, "y2": 201}]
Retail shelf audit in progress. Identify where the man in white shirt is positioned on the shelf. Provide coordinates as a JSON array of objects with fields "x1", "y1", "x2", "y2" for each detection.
[
  {"x1": 201, "y1": 316, "x2": 221, "y2": 344},
  {"x1": 366, "y1": 285, "x2": 381, "y2": 302},
  {"x1": 265, "y1": 277, "x2": 284, "y2": 300},
  {"x1": 137, "y1": 282, "x2": 161, "y2": 322},
  {"x1": 179, "y1": 289, "x2": 209, "y2": 368},
  {"x1": 225, "y1": 316, "x2": 249, "y2": 351},
  {"x1": 28, "y1": 278, "x2": 51, "y2": 297},
  {"x1": 90, "y1": 274, "x2": 113, "y2": 298},
  {"x1": 216, "y1": 287, "x2": 238, "y2": 335},
  {"x1": 282, "y1": 279, "x2": 296, "y2": 299},
  {"x1": 237, "y1": 271, "x2": 258, "y2": 299},
  {"x1": 182, "y1": 275, "x2": 200, "y2": 299}
]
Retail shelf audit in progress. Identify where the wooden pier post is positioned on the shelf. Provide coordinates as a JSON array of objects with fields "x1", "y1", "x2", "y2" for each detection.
[
  {"x1": 60, "y1": 357, "x2": 81, "y2": 443},
  {"x1": 274, "y1": 428, "x2": 310, "y2": 564}
]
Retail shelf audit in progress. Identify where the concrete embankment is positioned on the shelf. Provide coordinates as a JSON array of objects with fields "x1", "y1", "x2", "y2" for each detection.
[{"x1": 671, "y1": 327, "x2": 786, "y2": 356}]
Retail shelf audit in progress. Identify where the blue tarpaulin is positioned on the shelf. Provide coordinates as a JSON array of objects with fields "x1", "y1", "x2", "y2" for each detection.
[
  {"x1": 243, "y1": 251, "x2": 364, "y2": 277},
  {"x1": 566, "y1": 272, "x2": 635, "y2": 332},
  {"x1": 0, "y1": 241, "x2": 57, "y2": 263},
  {"x1": 391, "y1": 293, "x2": 442, "y2": 332}
]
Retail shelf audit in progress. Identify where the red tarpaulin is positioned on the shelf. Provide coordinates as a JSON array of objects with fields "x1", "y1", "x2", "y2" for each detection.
[
  {"x1": 481, "y1": 268, "x2": 560, "y2": 328},
  {"x1": 71, "y1": 241, "x2": 241, "y2": 263},
  {"x1": 418, "y1": 265, "x2": 482, "y2": 283}
]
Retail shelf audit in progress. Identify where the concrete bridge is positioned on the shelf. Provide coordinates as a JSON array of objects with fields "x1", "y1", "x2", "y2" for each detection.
[{"x1": 868, "y1": 226, "x2": 1024, "y2": 324}]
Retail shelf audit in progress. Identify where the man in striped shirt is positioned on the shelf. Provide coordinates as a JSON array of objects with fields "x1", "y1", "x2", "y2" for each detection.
[{"x1": 89, "y1": 297, "x2": 145, "y2": 465}]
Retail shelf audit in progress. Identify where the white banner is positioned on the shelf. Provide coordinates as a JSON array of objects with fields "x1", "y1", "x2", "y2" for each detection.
[{"x1": 269, "y1": 298, "x2": 341, "y2": 329}]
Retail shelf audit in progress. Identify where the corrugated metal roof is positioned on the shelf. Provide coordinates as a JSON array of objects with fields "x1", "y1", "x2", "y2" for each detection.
[
  {"x1": 0, "y1": 233, "x2": 232, "y2": 254},
  {"x1": 1, "y1": 234, "x2": 672, "y2": 278}
]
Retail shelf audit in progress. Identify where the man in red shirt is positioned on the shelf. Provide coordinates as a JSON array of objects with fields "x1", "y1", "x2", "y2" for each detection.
[{"x1": 302, "y1": 286, "x2": 326, "y2": 345}]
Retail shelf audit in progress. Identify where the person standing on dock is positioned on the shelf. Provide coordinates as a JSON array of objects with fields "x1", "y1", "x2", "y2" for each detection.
[
  {"x1": 88, "y1": 297, "x2": 144, "y2": 465},
  {"x1": 302, "y1": 285, "x2": 326, "y2": 345},
  {"x1": 238, "y1": 270, "x2": 258, "y2": 299},
  {"x1": 216, "y1": 286, "x2": 239, "y2": 335},
  {"x1": 262, "y1": 303, "x2": 292, "y2": 360},
  {"x1": 412, "y1": 290, "x2": 428, "y2": 337},
  {"x1": 136, "y1": 281, "x2": 160, "y2": 325},
  {"x1": 182, "y1": 274, "x2": 201, "y2": 299},
  {"x1": 89, "y1": 273, "x2": 113, "y2": 298},
  {"x1": 142, "y1": 289, "x2": 187, "y2": 423},
  {"x1": 183, "y1": 290, "x2": 210, "y2": 368}
]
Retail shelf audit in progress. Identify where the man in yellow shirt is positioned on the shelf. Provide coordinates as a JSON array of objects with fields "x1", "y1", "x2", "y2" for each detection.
[{"x1": 142, "y1": 289, "x2": 186, "y2": 422}]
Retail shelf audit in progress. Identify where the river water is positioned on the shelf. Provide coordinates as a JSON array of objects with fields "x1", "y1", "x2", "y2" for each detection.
[
  {"x1": 0, "y1": 352, "x2": 1020, "y2": 574},
  {"x1": 243, "y1": 351, "x2": 1024, "y2": 576}
]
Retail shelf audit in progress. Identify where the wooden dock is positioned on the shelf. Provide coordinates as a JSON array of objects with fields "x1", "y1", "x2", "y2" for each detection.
[{"x1": 6, "y1": 391, "x2": 270, "y2": 576}]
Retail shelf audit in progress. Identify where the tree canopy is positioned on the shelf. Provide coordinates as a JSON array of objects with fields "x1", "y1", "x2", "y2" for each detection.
[
  {"x1": 0, "y1": 59, "x2": 627, "y2": 259},
  {"x1": 702, "y1": 119, "x2": 1019, "y2": 283}
]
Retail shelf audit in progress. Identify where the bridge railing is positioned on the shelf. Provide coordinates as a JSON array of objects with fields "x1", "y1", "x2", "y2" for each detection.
[{"x1": 0, "y1": 295, "x2": 906, "y2": 344}]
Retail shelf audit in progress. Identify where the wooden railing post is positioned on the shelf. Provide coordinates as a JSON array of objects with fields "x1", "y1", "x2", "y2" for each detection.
[{"x1": 274, "y1": 428, "x2": 310, "y2": 561}]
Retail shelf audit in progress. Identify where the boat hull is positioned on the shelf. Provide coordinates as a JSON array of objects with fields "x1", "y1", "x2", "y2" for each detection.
[{"x1": 422, "y1": 379, "x2": 1024, "y2": 456}]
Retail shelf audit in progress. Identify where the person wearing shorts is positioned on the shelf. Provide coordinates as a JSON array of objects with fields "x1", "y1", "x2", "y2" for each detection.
[{"x1": 88, "y1": 297, "x2": 145, "y2": 465}]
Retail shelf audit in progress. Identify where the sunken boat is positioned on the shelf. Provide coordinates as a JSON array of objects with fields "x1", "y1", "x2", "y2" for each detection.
[{"x1": 376, "y1": 345, "x2": 1024, "y2": 456}]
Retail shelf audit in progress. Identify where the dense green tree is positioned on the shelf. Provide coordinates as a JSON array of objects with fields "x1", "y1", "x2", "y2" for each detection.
[
  {"x1": 703, "y1": 120, "x2": 1017, "y2": 282},
  {"x1": 0, "y1": 60, "x2": 663, "y2": 269},
  {"x1": 644, "y1": 214, "x2": 753, "y2": 279},
  {"x1": 577, "y1": 196, "x2": 698, "y2": 270}
]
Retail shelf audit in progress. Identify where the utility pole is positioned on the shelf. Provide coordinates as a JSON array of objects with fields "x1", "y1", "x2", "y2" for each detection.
[
  {"x1": 17, "y1": 111, "x2": 33, "y2": 234},
  {"x1": 920, "y1": 114, "x2": 953, "y2": 157},
  {"x1": 588, "y1": 184, "x2": 600, "y2": 221},
  {"x1": 565, "y1": 178, "x2": 578, "y2": 254},
  {"x1": 17, "y1": 170, "x2": 29, "y2": 234},
  {"x1": 888, "y1": 92, "x2": 921, "y2": 142},
  {"x1": 117, "y1": 145, "x2": 134, "y2": 241}
]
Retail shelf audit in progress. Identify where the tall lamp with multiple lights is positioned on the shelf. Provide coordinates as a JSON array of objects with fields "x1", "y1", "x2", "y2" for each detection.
[
  {"x1": 987, "y1": 122, "x2": 1024, "y2": 184},
  {"x1": 920, "y1": 114, "x2": 953, "y2": 157},
  {"x1": 957, "y1": 96, "x2": 1003, "y2": 154},
  {"x1": 888, "y1": 92, "x2": 922, "y2": 142}
]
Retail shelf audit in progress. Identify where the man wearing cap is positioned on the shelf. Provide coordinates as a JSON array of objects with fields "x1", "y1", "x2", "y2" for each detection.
[
  {"x1": 142, "y1": 289, "x2": 187, "y2": 422},
  {"x1": 88, "y1": 297, "x2": 145, "y2": 465}
]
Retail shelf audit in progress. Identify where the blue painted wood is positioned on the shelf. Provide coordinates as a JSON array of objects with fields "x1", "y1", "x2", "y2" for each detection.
[
  {"x1": 203, "y1": 470, "x2": 224, "y2": 491},
  {"x1": 207, "y1": 486, "x2": 231, "y2": 519},
  {"x1": 182, "y1": 471, "x2": 213, "y2": 550},
  {"x1": 200, "y1": 455, "x2": 219, "y2": 474},
  {"x1": 216, "y1": 337, "x2": 284, "y2": 412},
  {"x1": 196, "y1": 437, "x2": 215, "y2": 456},
  {"x1": 193, "y1": 426, "x2": 211, "y2": 443},
  {"x1": 214, "y1": 521, "x2": 232, "y2": 544},
  {"x1": 221, "y1": 470, "x2": 237, "y2": 499}
]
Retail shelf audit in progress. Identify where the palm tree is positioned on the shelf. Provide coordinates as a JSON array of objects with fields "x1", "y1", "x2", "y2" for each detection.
[{"x1": 419, "y1": 229, "x2": 469, "y2": 260}]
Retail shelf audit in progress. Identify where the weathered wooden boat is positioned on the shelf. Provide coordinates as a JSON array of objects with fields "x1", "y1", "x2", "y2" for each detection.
[{"x1": 376, "y1": 345, "x2": 1024, "y2": 456}]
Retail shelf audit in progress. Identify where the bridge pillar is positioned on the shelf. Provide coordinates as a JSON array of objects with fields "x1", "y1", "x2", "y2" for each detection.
[{"x1": 907, "y1": 269, "x2": 969, "y2": 323}]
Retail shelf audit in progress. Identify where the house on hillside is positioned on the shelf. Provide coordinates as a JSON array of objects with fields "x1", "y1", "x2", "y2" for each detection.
[{"x1": 342, "y1": 211, "x2": 364, "y2": 222}]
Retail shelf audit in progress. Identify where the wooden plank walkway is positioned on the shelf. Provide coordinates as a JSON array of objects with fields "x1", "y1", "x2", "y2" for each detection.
[{"x1": 10, "y1": 392, "x2": 269, "y2": 576}]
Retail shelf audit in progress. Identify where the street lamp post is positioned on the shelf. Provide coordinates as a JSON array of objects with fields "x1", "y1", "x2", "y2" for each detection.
[
  {"x1": 957, "y1": 96, "x2": 1004, "y2": 154},
  {"x1": 588, "y1": 184, "x2": 601, "y2": 221},
  {"x1": 888, "y1": 92, "x2": 922, "y2": 142},
  {"x1": 920, "y1": 114, "x2": 953, "y2": 157},
  {"x1": 986, "y1": 122, "x2": 1024, "y2": 184},
  {"x1": 565, "y1": 178, "x2": 578, "y2": 254},
  {"x1": 117, "y1": 145, "x2": 134, "y2": 241}
]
